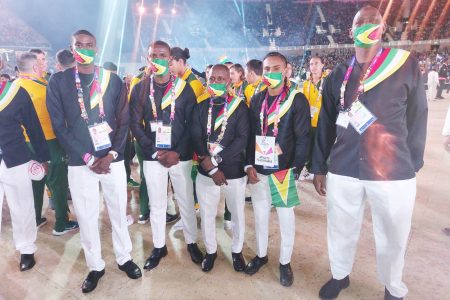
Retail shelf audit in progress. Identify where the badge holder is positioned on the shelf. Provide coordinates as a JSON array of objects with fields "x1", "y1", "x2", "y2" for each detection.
[
  {"x1": 207, "y1": 142, "x2": 223, "y2": 156},
  {"x1": 155, "y1": 122, "x2": 172, "y2": 149},
  {"x1": 348, "y1": 100, "x2": 377, "y2": 134},
  {"x1": 88, "y1": 122, "x2": 112, "y2": 151}
]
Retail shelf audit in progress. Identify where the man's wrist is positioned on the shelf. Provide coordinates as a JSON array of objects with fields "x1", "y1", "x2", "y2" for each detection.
[
  {"x1": 208, "y1": 167, "x2": 219, "y2": 176},
  {"x1": 244, "y1": 165, "x2": 253, "y2": 172},
  {"x1": 108, "y1": 150, "x2": 118, "y2": 160}
]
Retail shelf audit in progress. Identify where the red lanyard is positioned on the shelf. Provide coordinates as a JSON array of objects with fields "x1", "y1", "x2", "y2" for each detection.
[
  {"x1": 259, "y1": 88, "x2": 287, "y2": 137},
  {"x1": 74, "y1": 66, "x2": 105, "y2": 123},
  {"x1": 339, "y1": 48, "x2": 383, "y2": 111}
]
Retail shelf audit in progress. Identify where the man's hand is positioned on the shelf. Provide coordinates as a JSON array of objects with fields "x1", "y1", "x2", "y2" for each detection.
[
  {"x1": 313, "y1": 174, "x2": 327, "y2": 196},
  {"x1": 200, "y1": 156, "x2": 215, "y2": 172},
  {"x1": 211, "y1": 170, "x2": 228, "y2": 186},
  {"x1": 246, "y1": 166, "x2": 260, "y2": 184},
  {"x1": 42, "y1": 162, "x2": 49, "y2": 174},
  {"x1": 158, "y1": 151, "x2": 180, "y2": 168},
  {"x1": 90, "y1": 154, "x2": 114, "y2": 174},
  {"x1": 444, "y1": 136, "x2": 450, "y2": 153}
]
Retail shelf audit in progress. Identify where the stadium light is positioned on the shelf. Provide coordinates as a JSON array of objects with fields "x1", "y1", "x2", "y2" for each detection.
[
  {"x1": 155, "y1": 7, "x2": 162, "y2": 14},
  {"x1": 138, "y1": 5, "x2": 145, "y2": 15},
  {"x1": 171, "y1": 8, "x2": 176, "y2": 15}
]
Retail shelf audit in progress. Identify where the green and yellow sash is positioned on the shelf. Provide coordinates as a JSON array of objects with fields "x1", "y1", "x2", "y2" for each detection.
[
  {"x1": 0, "y1": 82, "x2": 21, "y2": 112},
  {"x1": 214, "y1": 96, "x2": 242, "y2": 131},
  {"x1": 90, "y1": 68, "x2": 111, "y2": 109},
  {"x1": 363, "y1": 48, "x2": 410, "y2": 92},
  {"x1": 267, "y1": 86, "x2": 301, "y2": 126},
  {"x1": 161, "y1": 77, "x2": 187, "y2": 110}
]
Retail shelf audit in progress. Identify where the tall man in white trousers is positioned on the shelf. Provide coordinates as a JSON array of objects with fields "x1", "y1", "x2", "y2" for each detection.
[
  {"x1": 47, "y1": 30, "x2": 141, "y2": 294},
  {"x1": 312, "y1": 6, "x2": 428, "y2": 300}
]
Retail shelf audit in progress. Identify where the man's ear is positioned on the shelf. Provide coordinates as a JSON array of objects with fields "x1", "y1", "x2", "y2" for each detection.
[{"x1": 349, "y1": 27, "x2": 354, "y2": 40}]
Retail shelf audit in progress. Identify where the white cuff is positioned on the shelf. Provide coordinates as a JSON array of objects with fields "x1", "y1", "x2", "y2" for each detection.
[
  {"x1": 108, "y1": 150, "x2": 118, "y2": 160},
  {"x1": 152, "y1": 152, "x2": 158, "y2": 159},
  {"x1": 211, "y1": 156, "x2": 218, "y2": 166},
  {"x1": 244, "y1": 165, "x2": 253, "y2": 172},
  {"x1": 208, "y1": 167, "x2": 219, "y2": 176},
  {"x1": 86, "y1": 156, "x2": 95, "y2": 167}
]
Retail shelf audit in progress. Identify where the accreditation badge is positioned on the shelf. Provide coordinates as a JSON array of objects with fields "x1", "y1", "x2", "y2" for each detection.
[
  {"x1": 207, "y1": 142, "x2": 223, "y2": 156},
  {"x1": 336, "y1": 111, "x2": 350, "y2": 129},
  {"x1": 155, "y1": 122, "x2": 172, "y2": 149},
  {"x1": 255, "y1": 135, "x2": 278, "y2": 168},
  {"x1": 310, "y1": 106, "x2": 319, "y2": 118},
  {"x1": 88, "y1": 122, "x2": 112, "y2": 151},
  {"x1": 348, "y1": 100, "x2": 377, "y2": 134},
  {"x1": 150, "y1": 121, "x2": 158, "y2": 132}
]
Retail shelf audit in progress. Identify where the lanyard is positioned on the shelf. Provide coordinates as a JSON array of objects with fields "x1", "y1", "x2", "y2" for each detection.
[
  {"x1": 254, "y1": 80, "x2": 264, "y2": 95},
  {"x1": 74, "y1": 66, "x2": 105, "y2": 123},
  {"x1": 206, "y1": 95, "x2": 231, "y2": 144},
  {"x1": 235, "y1": 82, "x2": 244, "y2": 98},
  {"x1": 307, "y1": 76, "x2": 323, "y2": 106},
  {"x1": 149, "y1": 75, "x2": 177, "y2": 123},
  {"x1": 259, "y1": 88, "x2": 287, "y2": 137},
  {"x1": 339, "y1": 48, "x2": 383, "y2": 111}
]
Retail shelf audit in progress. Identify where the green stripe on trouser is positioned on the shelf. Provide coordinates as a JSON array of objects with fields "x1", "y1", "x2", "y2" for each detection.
[
  {"x1": 28, "y1": 139, "x2": 70, "y2": 231},
  {"x1": 134, "y1": 141, "x2": 149, "y2": 215}
]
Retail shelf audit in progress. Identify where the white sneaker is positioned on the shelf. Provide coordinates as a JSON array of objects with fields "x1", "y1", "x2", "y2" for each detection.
[
  {"x1": 172, "y1": 219, "x2": 184, "y2": 231},
  {"x1": 224, "y1": 220, "x2": 233, "y2": 230}
]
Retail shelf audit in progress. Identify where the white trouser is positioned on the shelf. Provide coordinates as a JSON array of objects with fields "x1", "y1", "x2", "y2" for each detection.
[
  {"x1": 249, "y1": 172, "x2": 295, "y2": 265},
  {"x1": 143, "y1": 160, "x2": 197, "y2": 248},
  {"x1": 196, "y1": 173, "x2": 246, "y2": 254},
  {"x1": 427, "y1": 83, "x2": 437, "y2": 100},
  {"x1": 68, "y1": 162, "x2": 132, "y2": 271},
  {"x1": 0, "y1": 161, "x2": 37, "y2": 254},
  {"x1": 327, "y1": 173, "x2": 416, "y2": 298}
]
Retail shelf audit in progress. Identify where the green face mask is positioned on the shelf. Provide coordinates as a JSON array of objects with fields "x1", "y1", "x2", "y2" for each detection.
[
  {"x1": 73, "y1": 48, "x2": 95, "y2": 65},
  {"x1": 150, "y1": 58, "x2": 169, "y2": 76},
  {"x1": 262, "y1": 72, "x2": 283, "y2": 88},
  {"x1": 208, "y1": 83, "x2": 227, "y2": 97},
  {"x1": 353, "y1": 23, "x2": 382, "y2": 48}
]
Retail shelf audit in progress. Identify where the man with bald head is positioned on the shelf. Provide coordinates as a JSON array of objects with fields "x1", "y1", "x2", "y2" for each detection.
[
  {"x1": 191, "y1": 64, "x2": 249, "y2": 272},
  {"x1": 312, "y1": 6, "x2": 427, "y2": 300}
]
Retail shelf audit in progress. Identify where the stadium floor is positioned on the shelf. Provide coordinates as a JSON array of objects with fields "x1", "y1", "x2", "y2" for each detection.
[{"x1": 1, "y1": 93, "x2": 449, "y2": 300}]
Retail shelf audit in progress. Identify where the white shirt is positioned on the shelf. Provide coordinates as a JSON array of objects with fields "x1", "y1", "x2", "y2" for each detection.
[{"x1": 443, "y1": 106, "x2": 450, "y2": 136}]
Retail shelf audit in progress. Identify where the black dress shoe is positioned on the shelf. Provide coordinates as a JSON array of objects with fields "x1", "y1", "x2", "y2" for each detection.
[
  {"x1": 201, "y1": 252, "x2": 217, "y2": 272},
  {"x1": 187, "y1": 243, "x2": 203, "y2": 264},
  {"x1": 232, "y1": 252, "x2": 246, "y2": 272},
  {"x1": 384, "y1": 288, "x2": 403, "y2": 300},
  {"x1": 244, "y1": 255, "x2": 268, "y2": 275},
  {"x1": 166, "y1": 213, "x2": 180, "y2": 224},
  {"x1": 279, "y1": 263, "x2": 294, "y2": 287},
  {"x1": 82, "y1": 269, "x2": 105, "y2": 293},
  {"x1": 118, "y1": 260, "x2": 142, "y2": 279},
  {"x1": 319, "y1": 276, "x2": 350, "y2": 300},
  {"x1": 20, "y1": 254, "x2": 36, "y2": 271},
  {"x1": 143, "y1": 246, "x2": 168, "y2": 270}
]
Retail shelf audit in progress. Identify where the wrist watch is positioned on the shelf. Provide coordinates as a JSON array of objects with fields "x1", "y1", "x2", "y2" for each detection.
[
  {"x1": 213, "y1": 155, "x2": 222, "y2": 164},
  {"x1": 109, "y1": 151, "x2": 118, "y2": 160}
]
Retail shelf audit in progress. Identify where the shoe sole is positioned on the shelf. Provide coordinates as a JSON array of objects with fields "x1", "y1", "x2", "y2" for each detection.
[
  {"x1": 37, "y1": 221, "x2": 48, "y2": 229},
  {"x1": 137, "y1": 219, "x2": 149, "y2": 224},
  {"x1": 166, "y1": 215, "x2": 180, "y2": 225},
  {"x1": 52, "y1": 227, "x2": 79, "y2": 236}
]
